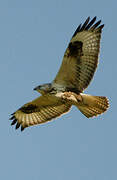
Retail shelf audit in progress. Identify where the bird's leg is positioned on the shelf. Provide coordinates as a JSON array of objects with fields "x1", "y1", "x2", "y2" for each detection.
[
  {"x1": 62, "y1": 92, "x2": 72, "y2": 99},
  {"x1": 55, "y1": 91, "x2": 82, "y2": 103},
  {"x1": 75, "y1": 94, "x2": 83, "y2": 102},
  {"x1": 61, "y1": 92, "x2": 82, "y2": 103}
]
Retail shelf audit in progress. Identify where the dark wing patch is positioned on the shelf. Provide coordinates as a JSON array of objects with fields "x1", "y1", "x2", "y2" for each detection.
[
  {"x1": 68, "y1": 41, "x2": 83, "y2": 57},
  {"x1": 20, "y1": 104, "x2": 38, "y2": 114}
]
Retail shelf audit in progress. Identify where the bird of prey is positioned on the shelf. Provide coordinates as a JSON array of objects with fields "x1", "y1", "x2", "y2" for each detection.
[{"x1": 10, "y1": 16, "x2": 109, "y2": 131}]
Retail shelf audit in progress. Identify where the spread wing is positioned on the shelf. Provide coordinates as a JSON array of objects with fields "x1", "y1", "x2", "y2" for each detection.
[
  {"x1": 10, "y1": 95, "x2": 71, "y2": 131},
  {"x1": 53, "y1": 16, "x2": 104, "y2": 93}
]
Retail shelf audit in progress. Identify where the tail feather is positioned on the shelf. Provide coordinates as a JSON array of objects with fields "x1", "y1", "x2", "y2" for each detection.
[{"x1": 77, "y1": 94, "x2": 109, "y2": 118}]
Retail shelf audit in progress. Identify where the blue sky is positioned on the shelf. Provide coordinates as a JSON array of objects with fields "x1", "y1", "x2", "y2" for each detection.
[{"x1": 0, "y1": 0, "x2": 116, "y2": 179}]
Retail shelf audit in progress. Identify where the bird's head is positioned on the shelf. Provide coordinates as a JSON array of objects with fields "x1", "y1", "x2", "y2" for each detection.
[{"x1": 33, "y1": 83, "x2": 52, "y2": 95}]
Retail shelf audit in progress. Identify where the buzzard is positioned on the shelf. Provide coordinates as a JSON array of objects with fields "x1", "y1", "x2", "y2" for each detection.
[{"x1": 10, "y1": 16, "x2": 109, "y2": 131}]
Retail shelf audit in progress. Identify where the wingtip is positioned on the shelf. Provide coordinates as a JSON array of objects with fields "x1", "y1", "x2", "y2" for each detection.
[
  {"x1": 93, "y1": 16, "x2": 97, "y2": 20},
  {"x1": 11, "y1": 112, "x2": 15, "y2": 115},
  {"x1": 15, "y1": 122, "x2": 20, "y2": 130},
  {"x1": 9, "y1": 115, "x2": 15, "y2": 120},
  {"x1": 21, "y1": 126, "x2": 25, "y2": 131},
  {"x1": 72, "y1": 16, "x2": 103, "y2": 37},
  {"x1": 100, "y1": 24, "x2": 105, "y2": 29},
  {"x1": 11, "y1": 119, "x2": 17, "y2": 126},
  {"x1": 86, "y1": 16, "x2": 90, "y2": 21}
]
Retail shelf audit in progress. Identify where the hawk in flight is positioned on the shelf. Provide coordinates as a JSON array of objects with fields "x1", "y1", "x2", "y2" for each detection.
[{"x1": 10, "y1": 16, "x2": 109, "y2": 131}]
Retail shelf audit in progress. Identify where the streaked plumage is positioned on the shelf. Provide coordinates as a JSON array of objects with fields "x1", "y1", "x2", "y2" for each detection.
[{"x1": 10, "y1": 16, "x2": 109, "y2": 131}]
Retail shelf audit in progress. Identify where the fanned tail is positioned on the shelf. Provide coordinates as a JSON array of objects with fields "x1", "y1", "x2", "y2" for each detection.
[{"x1": 77, "y1": 93, "x2": 109, "y2": 118}]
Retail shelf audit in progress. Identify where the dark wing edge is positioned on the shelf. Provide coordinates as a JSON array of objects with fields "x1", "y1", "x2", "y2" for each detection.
[
  {"x1": 72, "y1": 16, "x2": 104, "y2": 38},
  {"x1": 10, "y1": 113, "x2": 25, "y2": 131}
]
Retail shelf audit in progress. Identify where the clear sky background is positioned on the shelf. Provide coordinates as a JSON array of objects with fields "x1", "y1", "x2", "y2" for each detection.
[{"x1": 0, "y1": 0, "x2": 116, "y2": 179}]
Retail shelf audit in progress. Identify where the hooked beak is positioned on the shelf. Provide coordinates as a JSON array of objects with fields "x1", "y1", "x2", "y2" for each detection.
[{"x1": 33, "y1": 86, "x2": 39, "y2": 91}]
